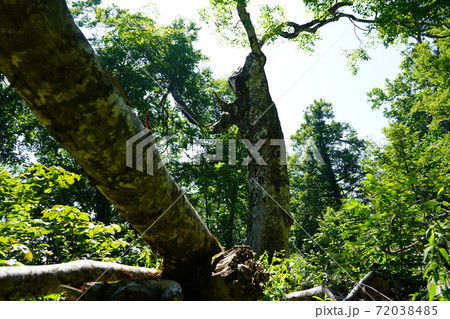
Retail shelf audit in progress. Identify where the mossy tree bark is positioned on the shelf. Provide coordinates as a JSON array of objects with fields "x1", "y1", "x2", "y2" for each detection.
[
  {"x1": 208, "y1": 0, "x2": 398, "y2": 257},
  {"x1": 210, "y1": 0, "x2": 293, "y2": 257},
  {"x1": 0, "y1": 261, "x2": 162, "y2": 300},
  {"x1": 0, "y1": 0, "x2": 223, "y2": 298}
]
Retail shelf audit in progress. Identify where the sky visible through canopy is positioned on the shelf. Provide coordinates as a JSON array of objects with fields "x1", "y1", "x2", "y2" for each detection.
[{"x1": 102, "y1": 0, "x2": 406, "y2": 144}]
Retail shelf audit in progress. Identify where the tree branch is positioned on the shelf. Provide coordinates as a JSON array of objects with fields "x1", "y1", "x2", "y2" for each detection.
[
  {"x1": 328, "y1": 2, "x2": 353, "y2": 15},
  {"x1": 271, "y1": 1, "x2": 449, "y2": 44},
  {"x1": 276, "y1": 13, "x2": 373, "y2": 41},
  {"x1": 213, "y1": 91, "x2": 233, "y2": 112},
  {"x1": 170, "y1": 83, "x2": 204, "y2": 127},
  {"x1": 422, "y1": 32, "x2": 450, "y2": 39},
  {"x1": 0, "y1": 0, "x2": 222, "y2": 295},
  {"x1": 236, "y1": 0, "x2": 262, "y2": 55},
  {"x1": 343, "y1": 271, "x2": 392, "y2": 301},
  {"x1": 64, "y1": 279, "x2": 183, "y2": 301},
  {"x1": 0, "y1": 260, "x2": 161, "y2": 300},
  {"x1": 387, "y1": 241, "x2": 419, "y2": 255},
  {"x1": 207, "y1": 112, "x2": 234, "y2": 134},
  {"x1": 285, "y1": 285, "x2": 336, "y2": 301},
  {"x1": 259, "y1": 2, "x2": 374, "y2": 45},
  {"x1": 0, "y1": 246, "x2": 268, "y2": 301}
]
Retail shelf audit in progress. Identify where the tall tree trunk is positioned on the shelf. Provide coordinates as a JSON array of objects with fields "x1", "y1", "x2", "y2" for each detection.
[
  {"x1": 204, "y1": 194, "x2": 210, "y2": 229},
  {"x1": 210, "y1": 1, "x2": 293, "y2": 257},
  {"x1": 242, "y1": 53, "x2": 292, "y2": 257},
  {"x1": 0, "y1": 0, "x2": 222, "y2": 297},
  {"x1": 316, "y1": 139, "x2": 342, "y2": 208},
  {"x1": 225, "y1": 185, "x2": 237, "y2": 248}
]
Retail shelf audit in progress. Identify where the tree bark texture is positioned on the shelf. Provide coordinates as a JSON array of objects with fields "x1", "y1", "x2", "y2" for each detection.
[
  {"x1": 0, "y1": 260, "x2": 161, "y2": 300},
  {"x1": 0, "y1": 0, "x2": 222, "y2": 296},
  {"x1": 210, "y1": 1, "x2": 292, "y2": 257},
  {"x1": 64, "y1": 279, "x2": 183, "y2": 301},
  {"x1": 242, "y1": 52, "x2": 292, "y2": 258},
  {"x1": 205, "y1": 245, "x2": 269, "y2": 300},
  {"x1": 0, "y1": 246, "x2": 267, "y2": 301}
]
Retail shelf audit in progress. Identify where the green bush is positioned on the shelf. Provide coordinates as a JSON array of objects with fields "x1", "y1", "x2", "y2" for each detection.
[{"x1": 0, "y1": 164, "x2": 150, "y2": 266}]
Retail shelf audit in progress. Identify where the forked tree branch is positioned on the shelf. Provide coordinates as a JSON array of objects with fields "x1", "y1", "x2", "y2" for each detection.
[
  {"x1": 236, "y1": 0, "x2": 263, "y2": 55},
  {"x1": 275, "y1": 15, "x2": 373, "y2": 41},
  {"x1": 264, "y1": 1, "x2": 449, "y2": 45},
  {"x1": 259, "y1": 2, "x2": 374, "y2": 46}
]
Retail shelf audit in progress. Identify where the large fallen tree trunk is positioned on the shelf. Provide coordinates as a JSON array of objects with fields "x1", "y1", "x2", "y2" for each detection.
[
  {"x1": 0, "y1": 0, "x2": 224, "y2": 299},
  {"x1": 64, "y1": 280, "x2": 183, "y2": 301},
  {"x1": 0, "y1": 261, "x2": 161, "y2": 300},
  {"x1": 0, "y1": 246, "x2": 267, "y2": 300}
]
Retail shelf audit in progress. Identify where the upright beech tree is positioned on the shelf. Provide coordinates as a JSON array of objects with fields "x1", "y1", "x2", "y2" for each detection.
[{"x1": 201, "y1": 0, "x2": 449, "y2": 256}]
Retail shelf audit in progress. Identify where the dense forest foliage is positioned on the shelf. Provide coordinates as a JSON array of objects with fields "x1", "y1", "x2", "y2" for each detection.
[{"x1": 0, "y1": 0, "x2": 449, "y2": 300}]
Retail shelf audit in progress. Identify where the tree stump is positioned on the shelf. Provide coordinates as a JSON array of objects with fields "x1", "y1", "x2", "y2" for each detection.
[{"x1": 203, "y1": 245, "x2": 269, "y2": 300}]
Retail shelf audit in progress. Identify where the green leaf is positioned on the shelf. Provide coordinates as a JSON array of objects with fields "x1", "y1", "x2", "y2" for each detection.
[
  {"x1": 429, "y1": 231, "x2": 435, "y2": 245},
  {"x1": 428, "y1": 282, "x2": 437, "y2": 301},
  {"x1": 78, "y1": 213, "x2": 90, "y2": 221},
  {"x1": 110, "y1": 241, "x2": 120, "y2": 249},
  {"x1": 346, "y1": 198, "x2": 359, "y2": 210},
  {"x1": 424, "y1": 264, "x2": 434, "y2": 277},
  {"x1": 423, "y1": 246, "x2": 433, "y2": 262},
  {"x1": 438, "y1": 248, "x2": 449, "y2": 262},
  {"x1": 46, "y1": 210, "x2": 59, "y2": 221},
  {"x1": 25, "y1": 250, "x2": 33, "y2": 261}
]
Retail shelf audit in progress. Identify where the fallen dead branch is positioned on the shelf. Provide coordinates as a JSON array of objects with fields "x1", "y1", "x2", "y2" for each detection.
[
  {"x1": 62, "y1": 279, "x2": 182, "y2": 301},
  {"x1": 0, "y1": 260, "x2": 161, "y2": 300},
  {"x1": 344, "y1": 271, "x2": 392, "y2": 301},
  {"x1": 0, "y1": 246, "x2": 268, "y2": 301},
  {"x1": 285, "y1": 285, "x2": 336, "y2": 301}
]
